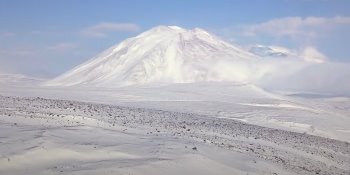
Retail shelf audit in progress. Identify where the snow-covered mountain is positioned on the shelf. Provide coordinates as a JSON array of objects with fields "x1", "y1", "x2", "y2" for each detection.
[
  {"x1": 248, "y1": 45, "x2": 326, "y2": 63},
  {"x1": 46, "y1": 26, "x2": 259, "y2": 86},
  {"x1": 0, "y1": 74, "x2": 44, "y2": 86},
  {"x1": 248, "y1": 45, "x2": 297, "y2": 58}
]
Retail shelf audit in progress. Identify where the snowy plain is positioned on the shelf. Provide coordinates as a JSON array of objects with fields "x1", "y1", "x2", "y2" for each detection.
[{"x1": 1, "y1": 79, "x2": 350, "y2": 175}]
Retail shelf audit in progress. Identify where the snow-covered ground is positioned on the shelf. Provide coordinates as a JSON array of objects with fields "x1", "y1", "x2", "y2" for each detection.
[
  {"x1": 0, "y1": 81, "x2": 350, "y2": 174},
  {"x1": 1, "y1": 95, "x2": 349, "y2": 175}
]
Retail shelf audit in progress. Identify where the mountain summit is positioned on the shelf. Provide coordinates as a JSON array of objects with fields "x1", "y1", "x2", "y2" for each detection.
[{"x1": 46, "y1": 26, "x2": 258, "y2": 86}]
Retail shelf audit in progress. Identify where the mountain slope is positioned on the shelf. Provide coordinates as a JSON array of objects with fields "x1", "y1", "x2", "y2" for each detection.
[{"x1": 46, "y1": 26, "x2": 258, "y2": 86}]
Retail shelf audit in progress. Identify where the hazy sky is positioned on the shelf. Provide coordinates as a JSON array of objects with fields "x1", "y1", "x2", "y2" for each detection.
[{"x1": 0, "y1": 0, "x2": 349, "y2": 77}]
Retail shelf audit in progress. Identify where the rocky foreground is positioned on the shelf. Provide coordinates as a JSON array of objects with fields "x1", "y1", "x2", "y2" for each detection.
[{"x1": 0, "y1": 95, "x2": 349, "y2": 175}]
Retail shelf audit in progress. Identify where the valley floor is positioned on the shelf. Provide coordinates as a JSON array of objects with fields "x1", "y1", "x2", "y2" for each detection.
[{"x1": 1, "y1": 95, "x2": 349, "y2": 175}]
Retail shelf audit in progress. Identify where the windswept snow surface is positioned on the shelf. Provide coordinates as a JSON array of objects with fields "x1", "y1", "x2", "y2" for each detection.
[{"x1": 1, "y1": 95, "x2": 349, "y2": 175}]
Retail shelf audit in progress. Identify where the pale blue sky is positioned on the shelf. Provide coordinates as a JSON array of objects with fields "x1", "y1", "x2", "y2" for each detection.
[{"x1": 0, "y1": 0, "x2": 349, "y2": 77}]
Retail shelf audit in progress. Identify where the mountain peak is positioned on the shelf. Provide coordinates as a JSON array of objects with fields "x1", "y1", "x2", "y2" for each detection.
[
  {"x1": 147, "y1": 25, "x2": 185, "y2": 33},
  {"x1": 144, "y1": 25, "x2": 210, "y2": 36},
  {"x1": 167, "y1": 25, "x2": 184, "y2": 30}
]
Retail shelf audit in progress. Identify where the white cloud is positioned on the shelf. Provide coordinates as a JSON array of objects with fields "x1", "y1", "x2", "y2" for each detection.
[
  {"x1": 300, "y1": 46, "x2": 327, "y2": 63},
  {"x1": 256, "y1": 60, "x2": 350, "y2": 96},
  {"x1": 31, "y1": 30, "x2": 58, "y2": 36},
  {"x1": 81, "y1": 22, "x2": 140, "y2": 37},
  {"x1": 244, "y1": 16, "x2": 350, "y2": 38},
  {"x1": 47, "y1": 43, "x2": 78, "y2": 51},
  {"x1": 216, "y1": 16, "x2": 350, "y2": 61},
  {"x1": 0, "y1": 48, "x2": 34, "y2": 56}
]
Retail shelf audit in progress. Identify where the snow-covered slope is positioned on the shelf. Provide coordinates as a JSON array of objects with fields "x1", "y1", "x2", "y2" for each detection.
[{"x1": 46, "y1": 26, "x2": 258, "y2": 86}]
